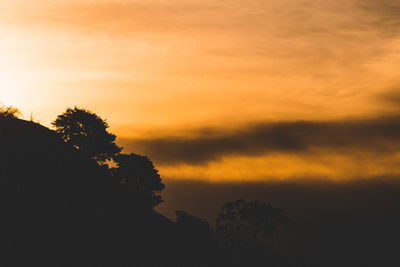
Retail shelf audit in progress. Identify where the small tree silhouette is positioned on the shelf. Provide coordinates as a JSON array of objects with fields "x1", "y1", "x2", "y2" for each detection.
[
  {"x1": 52, "y1": 107, "x2": 121, "y2": 164},
  {"x1": 0, "y1": 105, "x2": 21, "y2": 118},
  {"x1": 216, "y1": 200, "x2": 291, "y2": 246},
  {"x1": 114, "y1": 153, "x2": 165, "y2": 207}
]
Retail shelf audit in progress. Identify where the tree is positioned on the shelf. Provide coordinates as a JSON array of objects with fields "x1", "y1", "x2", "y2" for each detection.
[
  {"x1": 114, "y1": 153, "x2": 165, "y2": 207},
  {"x1": 0, "y1": 105, "x2": 21, "y2": 118},
  {"x1": 52, "y1": 107, "x2": 121, "y2": 164},
  {"x1": 176, "y1": 210, "x2": 214, "y2": 237},
  {"x1": 216, "y1": 200, "x2": 291, "y2": 245},
  {"x1": 175, "y1": 210, "x2": 219, "y2": 264}
]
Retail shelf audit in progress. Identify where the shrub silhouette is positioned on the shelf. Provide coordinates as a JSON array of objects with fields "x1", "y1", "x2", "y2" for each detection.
[
  {"x1": 176, "y1": 210, "x2": 214, "y2": 238},
  {"x1": 114, "y1": 153, "x2": 165, "y2": 207},
  {"x1": 175, "y1": 211, "x2": 221, "y2": 265},
  {"x1": 216, "y1": 200, "x2": 293, "y2": 266},
  {"x1": 0, "y1": 105, "x2": 21, "y2": 118},
  {"x1": 52, "y1": 107, "x2": 121, "y2": 163},
  {"x1": 217, "y1": 200, "x2": 291, "y2": 245}
]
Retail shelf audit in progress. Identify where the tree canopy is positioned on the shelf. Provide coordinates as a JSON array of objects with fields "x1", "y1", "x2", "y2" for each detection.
[
  {"x1": 176, "y1": 210, "x2": 213, "y2": 237},
  {"x1": 115, "y1": 153, "x2": 165, "y2": 207},
  {"x1": 216, "y1": 200, "x2": 291, "y2": 245},
  {"x1": 52, "y1": 107, "x2": 121, "y2": 163},
  {"x1": 53, "y1": 107, "x2": 165, "y2": 207}
]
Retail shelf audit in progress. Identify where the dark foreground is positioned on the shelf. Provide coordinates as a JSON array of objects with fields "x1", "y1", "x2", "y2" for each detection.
[
  {"x1": 159, "y1": 179, "x2": 400, "y2": 267},
  {"x1": 2, "y1": 116, "x2": 399, "y2": 266},
  {"x1": 0, "y1": 116, "x2": 300, "y2": 266}
]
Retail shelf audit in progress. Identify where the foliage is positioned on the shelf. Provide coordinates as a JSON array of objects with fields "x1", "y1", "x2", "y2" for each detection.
[
  {"x1": 216, "y1": 200, "x2": 291, "y2": 245},
  {"x1": 0, "y1": 105, "x2": 21, "y2": 118},
  {"x1": 52, "y1": 107, "x2": 121, "y2": 163},
  {"x1": 176, "y1": 210, "x2": 214, "y2": 237},
  {"x1": 114, "y1": 153, "x2": 165, "y2": 207},
  {"x1": 175, "y1": 210, "x2": 220, "y2": 264},
  {"x1": 53, "y1": 107, "x2": 165, "y2": 207},
  {"x1": 0, "y1": 107, "x2": 299, "y2": 266}
]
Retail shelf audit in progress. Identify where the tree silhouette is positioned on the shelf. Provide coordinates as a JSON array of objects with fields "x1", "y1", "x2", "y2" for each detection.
[
  {"x1": 176, "y1": 210, "x2": 214, "y2": 237},
  {"x1": 52, "y1": 107, "x2": 121, "y2": 164},
  {"x1": 114, "y1": 153, "x2": 165, "y2": 207},
  {"x1": 0, "y1": 105, "x2": 21, "y2": 118},
  {"x1": 175, "y1": 211, "x2": 221, "y2": 265},
  {"x1": 216, "y1": 200, "x2": 291, "y2": 246}
]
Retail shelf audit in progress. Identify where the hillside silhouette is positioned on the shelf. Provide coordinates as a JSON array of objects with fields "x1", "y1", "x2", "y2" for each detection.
[
  {"x1": 0, "y1": 110, "x2": 300, "y2": 266},
  {"x1": 0, "y1": 115, "x2": 219, "y2": 266}
]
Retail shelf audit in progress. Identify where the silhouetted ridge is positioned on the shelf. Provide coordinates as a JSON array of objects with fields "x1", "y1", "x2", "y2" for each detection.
[
  {"x1": 0, "y1": 115, "x2": 299, "y2": 266},
  {"x1": 0, "y1": 117, "x2": 216, "y2": 266}
]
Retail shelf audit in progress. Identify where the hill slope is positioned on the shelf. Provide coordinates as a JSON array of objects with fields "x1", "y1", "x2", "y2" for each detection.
[{"x1": 0, "y1": 117, "x2": 217, "y2": 266}]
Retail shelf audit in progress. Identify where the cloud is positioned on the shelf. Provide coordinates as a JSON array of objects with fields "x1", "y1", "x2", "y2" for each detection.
[
  {"x1": 376, "y1": 88, "x2": 400, "y2": 107},
  {"x1": 358, "y1": 0, "x2": 400, "y2": 35},
  {"x1": 120, "y1": 114, "x2": 400, "y2": 165},
  {"x1": 4, "y1": 0, "x2": 400, "y2": 139}
]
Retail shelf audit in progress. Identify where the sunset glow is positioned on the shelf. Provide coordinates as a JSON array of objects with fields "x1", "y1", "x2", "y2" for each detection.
[{"x1": 2, "y1": 0, "x2": 400, "y2": 182}]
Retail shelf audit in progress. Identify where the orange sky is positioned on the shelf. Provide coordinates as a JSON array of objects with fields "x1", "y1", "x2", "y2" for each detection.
[{"x1": 2, "y1": 0, "x2": 400, "y2": 182}]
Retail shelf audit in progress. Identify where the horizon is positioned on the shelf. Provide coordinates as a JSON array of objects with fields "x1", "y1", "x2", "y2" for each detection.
[
  {"x1": 0, "y1": 0, "x2": 400, "y2": 182},
  {"x1": 2, "y1": 1, "x2": 400, "y2": 183},
  {"x1": 2, "y1": 2, "x2": 400, "y2": 266},
  {"x1": 2, "y1": 0, "x2": 400, "y2": 184}
]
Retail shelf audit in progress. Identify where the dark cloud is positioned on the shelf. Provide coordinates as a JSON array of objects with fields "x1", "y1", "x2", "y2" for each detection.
[
  {"x1": 359, "y1": 0, "x2": 400, "y2": 34},
  {"x1": 120, "y1": 115, "x2": 400, "y2": 165},
  {"x1": 376, "y1": 88, "x2": 400, "y2": 107}
]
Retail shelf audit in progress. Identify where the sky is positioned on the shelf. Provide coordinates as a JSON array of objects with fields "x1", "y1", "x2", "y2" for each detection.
[{"x1": 1, "y1": 0, "x2": 400, "y2": 182}]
